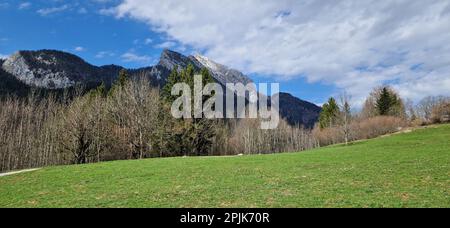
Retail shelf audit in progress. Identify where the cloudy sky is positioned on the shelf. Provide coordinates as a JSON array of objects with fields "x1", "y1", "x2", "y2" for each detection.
[{"x1": 1, "y1": 0, "x2": 449, "y2": 106}]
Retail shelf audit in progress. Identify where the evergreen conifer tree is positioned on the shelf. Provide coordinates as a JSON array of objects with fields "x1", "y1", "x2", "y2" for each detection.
[{"x1": 376, "y1": 87, "x2": 393, "y2": 116}]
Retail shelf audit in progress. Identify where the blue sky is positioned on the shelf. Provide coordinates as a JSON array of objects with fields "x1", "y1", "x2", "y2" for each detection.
[
  {"x1": 1, "y1": 0, "x2": 450, "y2": 106},
  {"x1": 0, "y1": 0, "x2": 165, "y2": 68},
  {"x1": 0, "y1": 0, "x2": 334, "y2": 104}
]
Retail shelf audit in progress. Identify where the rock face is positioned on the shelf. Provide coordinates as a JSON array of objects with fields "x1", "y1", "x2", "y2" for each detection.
[
  {"x1": 2, "y1": 50, "x2": 122, "y2": 89},
  {"x1": 151, "y1": 49, "x2": 253, "y2": 86},
  {"x1": 193, "y1": 54, "x2": 253, "y2": 86},
  {"x1": 159, "y1": 49, "x2": 202, "y2": 72},
  {"x1": 127, "y1": 49, "x2": 202, "y2": 86},
  {"x1": 0, "y1": 49, "x2": 321, "y2": 128},
  {"x1": 2, "y1": 51, "x2": 74, "y2": 89},
  {"x1": 0, "y1": 59, "x2": 31, "y2": 97}
]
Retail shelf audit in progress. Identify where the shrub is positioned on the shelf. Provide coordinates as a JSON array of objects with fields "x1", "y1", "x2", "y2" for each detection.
[
  {"x1": 431, "y1": 101, "x2": 450, "y2": 124},
  {"x1": 312, "y1": 125, "x2": 343, "y2": 147},
  {"x1": 351, "y1": 116, "x2": 407, "y2": 140},
  {"x1": 313, "y1": 116, "x2": 407, "y2": 146}
]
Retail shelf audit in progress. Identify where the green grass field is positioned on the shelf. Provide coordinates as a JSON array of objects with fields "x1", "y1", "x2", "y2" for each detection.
[{"x1": 1, "y1": 125, "x2": 449, "y2": 208}]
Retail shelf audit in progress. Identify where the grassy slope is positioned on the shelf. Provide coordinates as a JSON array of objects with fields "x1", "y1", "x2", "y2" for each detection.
[{"x1": 0, "y1": 125, "x2": 449, "y2": 208}]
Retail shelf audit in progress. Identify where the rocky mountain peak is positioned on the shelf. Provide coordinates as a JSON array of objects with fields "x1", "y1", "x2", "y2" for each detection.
[
  {"x1": 193, "y1": 54, "x2": 219, "y2": 71},
  {"x1": 192, "y1": 54, "x2": 253, "y2": 85},
  {"x1": 159, "y1": 49, "x2": 201, "y2": 71},
  {"x1": 2, "y1": 50, "x2": 121, "y2": 89},
  {"x1": 2, "y1": 50, "x2": 78, "y2": 89}
]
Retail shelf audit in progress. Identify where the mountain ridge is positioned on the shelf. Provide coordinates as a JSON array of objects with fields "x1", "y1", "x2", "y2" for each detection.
[{"x1": 0, "y1": 49, "x2": 321, "y2": 128}]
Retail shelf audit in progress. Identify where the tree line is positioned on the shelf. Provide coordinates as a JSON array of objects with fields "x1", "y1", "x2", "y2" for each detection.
[
  {"x1": 0, "y1": 66, "x2": 316, "y2": 172},
  {"x1": 1, "y1": 65, "x2": 449, "y2": 172},
  {"x1": 315, "y1": 86, "x2": 450, "y2": 147}
]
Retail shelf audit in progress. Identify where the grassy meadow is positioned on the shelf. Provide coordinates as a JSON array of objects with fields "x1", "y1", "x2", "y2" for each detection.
[{"x1": 0, "y1": 124, "x2": 449, "y2": 208}]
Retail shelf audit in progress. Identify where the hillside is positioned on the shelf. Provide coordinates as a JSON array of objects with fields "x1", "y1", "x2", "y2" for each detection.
[
  {"x1": 1, "y1": 125, "x2": 448, "y2": 208},
  {"x1": 274, "y1": 92, "x2": 322, "y2": 127}
]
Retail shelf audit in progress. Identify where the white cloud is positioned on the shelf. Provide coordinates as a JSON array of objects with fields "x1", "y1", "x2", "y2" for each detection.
[
  {"x1": 18, "y1": 2, "x2": 31, "y2": 10},
  {"x1": 132, "y1": 38, "x2": 154, "y2": 46},
  {"x1": 78, "y1": 7, "x2": 88, "y2": 14},
  {"x1": 74, "y1": 46, "x2": 86, "y2": 52},
  {"x1": 0, "y1": 54, "x2": 9, "y2": 59},
  {"x1": 98, "y1": 7, "x2": 115, "y2": 16},
  {"x1": 121, "y1": 52, "x2": 151, "y2": 64},
  {"x1": 37, "y1": 4, "x2": 69, "y2": 16},
  {"x1": 92, "y1": 0, "x2": 114, "y2": 3},
  {"x1": 109, "y1": 0, "x2": 450, "y2": 104},
  {"x1": 95, "y1": 51, "x2": 116, "y2": 58},
  {"x1": 144, "y1": 38, "x2": 153, "y2": 45},
  {"x1": 154, "y1": 41, "x2": 176, "y2": 49}
]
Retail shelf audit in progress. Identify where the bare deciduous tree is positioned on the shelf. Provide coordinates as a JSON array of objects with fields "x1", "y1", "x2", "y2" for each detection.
[
  {"x1": 107, "y1": 76, "x2": 160, "y2": 159},
  {"x1": 417, "y1": 96, "x2": 450, "y2": 123},
  {"x1": 339, "y1": 93, "x2": 352, "y2": 145},
  {"x1": 59, "y1": 95, "x2": 97, "y2": 164}
]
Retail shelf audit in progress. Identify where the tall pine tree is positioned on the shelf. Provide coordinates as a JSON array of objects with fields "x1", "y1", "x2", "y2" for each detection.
[
  {"x1": 376, "y1": 87, "x2": 393, "y2": 116},
  {"x1": 108, "y1": 69, "x2": 130, "y2": 97},
  {"x1": 118, "y1": 69, "x2": 129, "y2": 87},
  {"x1": 162, "y1": 66, "x2": 179, "y2": 102},
  {"x1": 319, "y1": 97, "x2": 340, "y2": 129},
  {"x1": 159, "y1": 64, "x2": 217, "y2": 156}
]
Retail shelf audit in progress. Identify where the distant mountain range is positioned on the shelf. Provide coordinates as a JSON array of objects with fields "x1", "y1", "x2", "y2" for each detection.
[{"x1": 0, "y1": 49, "x2": 321, "y2": 128}]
